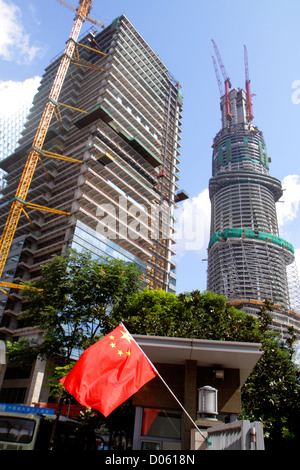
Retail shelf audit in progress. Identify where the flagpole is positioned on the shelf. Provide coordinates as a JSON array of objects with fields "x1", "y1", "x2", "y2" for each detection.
[
  {"x1": 153, "y1": 367, "x2": 211, "y2": 446},
  {"x1": 121, "y1": 323, "x2": 211, "y2": 446}
]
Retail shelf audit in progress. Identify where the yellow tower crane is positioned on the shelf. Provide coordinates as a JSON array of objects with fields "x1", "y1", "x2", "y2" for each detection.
[{"x1": 0, "y1": 0, "x2": 93, "y2": 292}]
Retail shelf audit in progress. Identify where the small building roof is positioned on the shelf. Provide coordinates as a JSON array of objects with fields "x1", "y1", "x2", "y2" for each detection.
[{"x1": 134, "y1": 335, "x2": 262, "y2": 385}]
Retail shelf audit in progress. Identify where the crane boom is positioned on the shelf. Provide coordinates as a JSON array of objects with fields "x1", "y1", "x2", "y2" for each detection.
[
  {"x1": 211, "y1": 39, "x2": 230, "y2": 85},
  {"x1": 0, "y1": 0, "x2": 93, "y2": 286},
  {"x1": 244, "y1": 44, "x2": 249, "y2": 81},
  {"x1": 244, "y1": 44, "x2": 254, "y2": 121},
  {"x1": 55, "y1": 0, "x2": 75, "y2": 12},
  {"x1": 55, "y1": 0, "x2": 105, "y2": 28},
  {"x1": 211, "y1": 39, "x2": 232, "y2": 120},
  {"x1": 212, "y1": 56, "x2": 224, "y2": 97}
]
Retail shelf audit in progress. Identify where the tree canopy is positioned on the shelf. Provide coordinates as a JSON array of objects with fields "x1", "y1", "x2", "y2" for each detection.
[
  {"x1": 117, "y1": 289, "x2": 300, "y2": 449},
  {"x1": 6, "y1": 250, "x2": 300, "y2": 450},
  {"x1": 112, "y1": 288, "x2": 263, "y2": 343},
  {"x1": 8, "y1": 249, "x2": 144, "y2": 364}
]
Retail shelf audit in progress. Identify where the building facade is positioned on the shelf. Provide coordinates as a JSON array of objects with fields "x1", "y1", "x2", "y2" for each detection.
[
  {"x1": 207, "y1": 87, "x2": 300, "y2": 338},
  {"x1": 0, "y1": 16, "x2": 184, "y2": 404}
]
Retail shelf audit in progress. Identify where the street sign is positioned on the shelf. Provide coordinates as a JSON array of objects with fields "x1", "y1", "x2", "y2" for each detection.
[{"x1": 0, "y1": 403, "x2": 54, "y2": 415}]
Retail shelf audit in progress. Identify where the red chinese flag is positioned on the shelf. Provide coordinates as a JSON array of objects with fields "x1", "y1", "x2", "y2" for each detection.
[{"x1": 59, "y1": 325, "x2": 157, "y2": 417}]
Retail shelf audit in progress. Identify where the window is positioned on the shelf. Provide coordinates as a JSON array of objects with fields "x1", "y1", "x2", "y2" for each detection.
[
  {"x1": 142, "y1": 408, "x2": 181, "y2": 439},
  {"x1": 4, "y1": 366, "x2": 32, "y2": 380},
  {"x1": 0, "y1": 416, "x2": 36, "y2": 443},
  {"x1": 133, "y1": 407, "x2": 182, "y2": 450},
  {"x1": 0, "y1": 388, "x2": 27, "y2": 404}
]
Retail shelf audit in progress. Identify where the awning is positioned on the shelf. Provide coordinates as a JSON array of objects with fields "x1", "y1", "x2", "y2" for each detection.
[{"x1": 134, "y1": 334, "x2": 262, "y2": 386}]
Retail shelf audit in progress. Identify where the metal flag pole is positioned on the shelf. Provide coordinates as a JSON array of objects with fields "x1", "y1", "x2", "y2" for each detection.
[{"x1": 121, "y1": 323, "x2": 211, "y2": 446}]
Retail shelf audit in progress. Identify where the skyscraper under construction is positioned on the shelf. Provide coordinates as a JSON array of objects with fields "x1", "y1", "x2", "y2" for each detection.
[
  {"x1": 0, "y1": 11, "x2": 184, "y2": 404},
  {"x1": 208, "y1": 43, "x2": 300, "y2": 338}
]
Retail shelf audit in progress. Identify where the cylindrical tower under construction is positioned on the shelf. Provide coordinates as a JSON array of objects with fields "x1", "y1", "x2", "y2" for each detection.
[{"x1": 207, "y1": 87, "x2": 295, "y2": 313}]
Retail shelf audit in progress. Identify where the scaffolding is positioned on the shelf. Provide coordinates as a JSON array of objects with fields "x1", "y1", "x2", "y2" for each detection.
[
  {"x1": 287, "y1": 259, "x2": 300, "y2": 312},
  {"x1": 207, "y1": 86, "x2": 300, "y2": 338},
  {"x1": 0, "y1": 11, "x2": 183, "y2": 332}
]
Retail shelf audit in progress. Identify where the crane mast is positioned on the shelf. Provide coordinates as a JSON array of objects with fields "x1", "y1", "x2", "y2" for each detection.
[
  {"x1": 244, "y1": 45, "x2": 254, "y2": 121},
  {"x1": 0, "y1": 0, "x2": 93, "y2": 290}
]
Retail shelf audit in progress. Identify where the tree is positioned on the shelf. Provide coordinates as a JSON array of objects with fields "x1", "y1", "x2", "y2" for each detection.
[
  {"x1": 115, "y1": 289, "x2": 300, "y2": 450},
  {"x1": 6, "y1": 260, "x2": 300, "y2": 450},
  {"x1": 240, "y1": 303, "x2": 300, "y2": 450},
  {"x1": 6, "y1": 249, "x2": 144, "y2": 449},
  {"x1": 115, "y1": 288, "x2": 262, "y2": 343},
  {"x1": 11, "y1": 249, "x2": 143, "y2": 362}
]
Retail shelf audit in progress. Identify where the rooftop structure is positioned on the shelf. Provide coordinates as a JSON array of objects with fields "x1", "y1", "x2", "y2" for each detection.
[{"x1": 207, "y1": 43, "x2": 300, "y2": 339}]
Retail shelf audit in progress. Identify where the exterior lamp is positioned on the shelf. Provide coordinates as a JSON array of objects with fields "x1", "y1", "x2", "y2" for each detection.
[
  {"x1": 198, "y1": 386, "x2": 218, "y2": 420},
  {"x1": 214, "y1": 368, "x2": 224, "y2": 380}
]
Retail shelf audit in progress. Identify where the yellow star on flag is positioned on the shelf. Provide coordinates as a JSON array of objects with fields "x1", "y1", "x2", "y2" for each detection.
[
  {"x1": 59, "y1": 324, "x2": 158, "y2": 418},
  {"x1": 120, "y1": 329, "x2": 132, "y2": 343}
]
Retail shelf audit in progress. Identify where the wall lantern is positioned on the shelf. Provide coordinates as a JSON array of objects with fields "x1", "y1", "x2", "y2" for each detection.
[
  {"x1": 197, "y1": 386, "x2": 218, "y2": 420},
  {"x1": 214, "y1": 368, "x2": 224, "y2": 380}
]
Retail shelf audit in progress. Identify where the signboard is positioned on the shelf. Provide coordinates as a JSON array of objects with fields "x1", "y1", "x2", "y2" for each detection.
[{"x1": 0, "y1": 403, "x2": 54, "y2": 415}]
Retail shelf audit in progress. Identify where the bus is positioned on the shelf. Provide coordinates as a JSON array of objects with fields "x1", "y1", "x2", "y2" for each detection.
[{"x1": 0, "y1": 411, "x2": 101, "y2": 450}]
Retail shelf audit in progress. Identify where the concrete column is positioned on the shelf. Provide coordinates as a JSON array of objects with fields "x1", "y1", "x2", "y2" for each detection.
[
  {"x1": 26, "y1": 357, "x2": 47, "y2": 405},
  {"x1": 183, "y1": 359, "x2": 197, "y2": 450},
  {"x1": 0, "y1": 340, "x2": 6, "y2": 389}
]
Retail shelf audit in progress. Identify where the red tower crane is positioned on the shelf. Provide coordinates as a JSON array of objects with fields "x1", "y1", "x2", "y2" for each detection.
[
  {"x1": 244, "y1": 45, "x2": 254, "y2": 121},
  {"x1": 212, "y1": 55, "x2": 224, "y2": 97},
  {"x1": 211, "y1": 40, "x2": 232, "y2": 120}
]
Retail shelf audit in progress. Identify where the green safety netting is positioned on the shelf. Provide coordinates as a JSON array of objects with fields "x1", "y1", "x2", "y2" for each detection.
[{"x1": 208, "y1": 227, "x2": 294, "y2": 253}]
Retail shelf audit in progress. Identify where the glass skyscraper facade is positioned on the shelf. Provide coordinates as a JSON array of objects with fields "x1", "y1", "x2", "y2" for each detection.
[{"x1": 0, "y1": 15, "x2": 183, "y2": 404}]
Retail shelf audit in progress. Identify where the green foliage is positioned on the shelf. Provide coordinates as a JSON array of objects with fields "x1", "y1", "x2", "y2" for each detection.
[
  {"x1": 240, "y1": 318, "x2": 300, "y2": 450},
  {"x1": 6, "y1": 339, "x2": 39, "y2": 366},
  {"x1": 8, "y1": 249, "x2": 143, "y2": 363},
  {"x1": 47, "y1": 364, "x2": 75, "y2": 399},
  {"x1": 116, "y1": 288, "x2": 262, "y2": 343},
  {"x1": 5, "y1": 250, "x2": 299, "y2": 450},
  {"x1": 116, "y1": 289, "x2": 300, "y2": 449}
]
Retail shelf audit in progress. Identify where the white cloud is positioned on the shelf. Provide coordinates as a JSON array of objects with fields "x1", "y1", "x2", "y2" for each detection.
[
  {"x1": 0, "y1": 0, "x2": 43, "y2": 64},
  {"x1": 276, "y1": 175, "x2": 300, "y2": 295},
  {"x1": 277, "y1": 174, "x2": 300, "y2": 227},
  {"x1": 173, "y1": 174, "x2": 300, "y2": 257},
  {"x1": 174, "y1": 188, "x2": 211, "y2": 254},
  {"x1": 0, "y1": 77, "x2": 41, "y2": 117}
]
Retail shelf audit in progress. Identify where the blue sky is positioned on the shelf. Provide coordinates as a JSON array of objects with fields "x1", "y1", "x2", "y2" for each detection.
[{"x1": 1, "y1": 0, "x2": 300, "y2": 298}]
